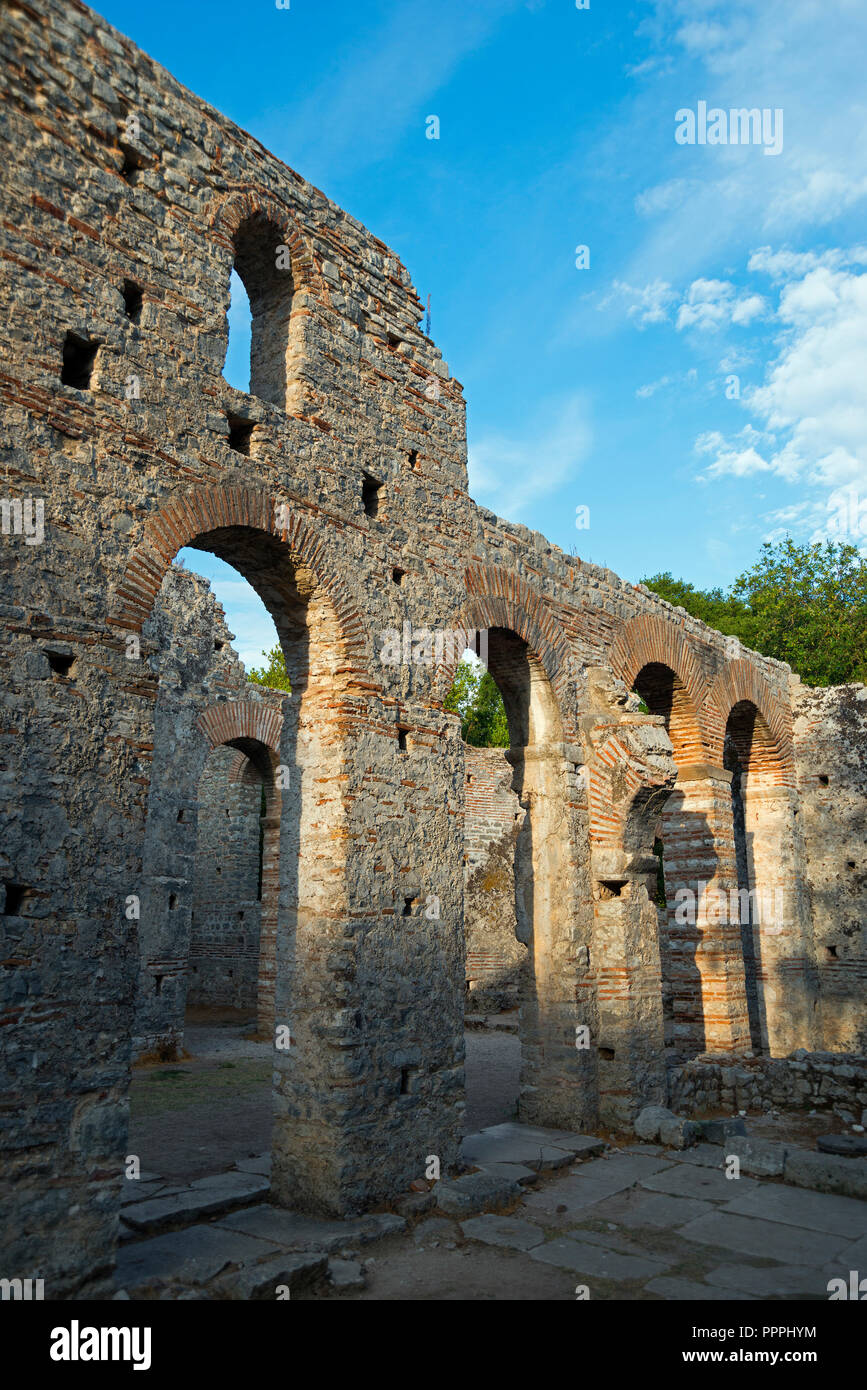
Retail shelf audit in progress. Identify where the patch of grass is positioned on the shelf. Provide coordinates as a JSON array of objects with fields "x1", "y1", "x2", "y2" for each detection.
[{"x1": 130, "y1": 1057, "x2": 271, "y2": 1117}]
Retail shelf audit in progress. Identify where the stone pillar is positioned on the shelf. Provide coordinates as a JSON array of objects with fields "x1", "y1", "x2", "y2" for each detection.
[
  {"x1": 591, "y1": 846, "x2": 668, "y2": 1129},
  {"x1": 255, "y1": 801, "x2": 282, "y2": 1039},
  {"x1": 741, "y1": 783, "x2": 820, "y2": 1055},
  {"x1": 581, "y1": 699, "x2": 677, "y2": 1128},
  {"x1": 514, "y1": 746, "x2": 596, "y2": 1133},
  {"x1": 270, "y1": 698, "x2": 465, "y2": 1216},
  {"x1": 662, "y1": 765, "x2": 751, "y2": 1056}
]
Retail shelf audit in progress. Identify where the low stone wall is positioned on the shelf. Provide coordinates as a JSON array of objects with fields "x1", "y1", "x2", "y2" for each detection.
[{"x1": 669, "y1": 1051, "x2": 867, "y2": 1123}]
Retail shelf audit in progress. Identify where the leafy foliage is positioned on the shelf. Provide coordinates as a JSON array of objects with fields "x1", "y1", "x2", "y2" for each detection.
[
  {"x1": 642, "y1": 538, "x2": 867, "y2": 687},
  {"x1": 444, "y1": 657, "x2": 509, "y2": 746},
  {"x1": 247, "y1": 644, "x2": 291, "y2": 692}
]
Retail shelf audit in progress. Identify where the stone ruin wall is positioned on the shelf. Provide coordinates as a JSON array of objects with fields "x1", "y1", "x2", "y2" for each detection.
[
  {"x1": 188, "y1": 743, "x2": 264, "y2": 1014},
  {"x1": 793, "y1": 682, "x2": 867, "y2": 1052},
  {"x1": 464, "y1": 745, "x2": 525, "y2": 1011},
  {"x1": 0, "y1": 0, "x2": 863, "y2": 1297},
  {"x1": 135, "y1": 566, "x2": 284, "y2": 1057}
]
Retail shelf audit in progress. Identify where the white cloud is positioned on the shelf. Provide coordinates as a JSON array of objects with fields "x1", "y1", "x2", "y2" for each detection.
[
  {"x1": 606, "y1": 0, "x2": 867, "y2": 294},
  {"x1": 600, "y1": 278, "x2": 677, "y2": 326},
  {"x1": 636, "y1": 367, "x2": 698, "y2": 398},
  {"x1": 468, "y1": 395, "x2": 593, "y2": 519},
  {"x1": 696, "y1": 426, "x2": 774, "y2": 478},
  {"x1": 635, "y1": 178, "x2": 694, "y2": 217},
  {"x1": 696, "y1": 253, "x2": 867, "y2": 547},
  {"x1": 676, "y1": 278, "x2": 767, "y2": 331}
]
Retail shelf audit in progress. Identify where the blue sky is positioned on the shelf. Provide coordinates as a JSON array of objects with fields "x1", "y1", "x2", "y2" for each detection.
[{"x1": 96, "y1": 0, "x2": 867, "y2": 667}]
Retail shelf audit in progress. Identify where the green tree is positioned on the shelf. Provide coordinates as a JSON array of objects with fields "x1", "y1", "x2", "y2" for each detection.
[
  {"x1": 444, "y1": 657, "x2": 509, "y2": 746},
  {"x1": 639, "y1": 572, "x2": 751, "y2": 637},
  {"x1": 642, "y1": 538, "x2": 867, "y2": 687},
  {"x1": 247, "y1": 644, "x2": 291, "y2": 692}
]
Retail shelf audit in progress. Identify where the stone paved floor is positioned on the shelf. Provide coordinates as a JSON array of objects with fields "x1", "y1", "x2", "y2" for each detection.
[{"x1": 116, "y1": 1120, "x2": 867, "y2": 1301}]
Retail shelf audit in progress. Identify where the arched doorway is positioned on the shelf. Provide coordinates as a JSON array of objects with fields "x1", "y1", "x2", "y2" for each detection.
[
  {"x1": 118, "y1": 491, "x2": 362, "y2": 1213},
  {"x1": 611, "y1": 610, "x2": 757, "y2": 1061},
  {"x1": 187, "y1": 739, "x2": 277, "y2": 1031},
  {"x1": 463, "y1": 624, "x2": 588, "y2": 1129},
  {"x1": 632, "y1": 660, "x2": 710, "y2": 1055},
  {"x1": 722, "y1": 696, "x2": 819, "y2": 1054}
]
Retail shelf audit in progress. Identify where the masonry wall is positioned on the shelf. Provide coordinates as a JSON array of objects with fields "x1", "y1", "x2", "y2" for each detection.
[
  {"x1": 0, "y1": 0, "x2": 861, "y2": 1300},
  {"x1": 669, "y1": 1051, "x2": 867, "y2": 1124},
  {"x1": 793, "y1": 682, "x2": 867, "y2": 1052},
  {"x1": 188, "y1": 745, "x2": 263, "y2": 1012},
  {"x1": 463, "y1": 745, "x2": 526, "y2": 1011}
]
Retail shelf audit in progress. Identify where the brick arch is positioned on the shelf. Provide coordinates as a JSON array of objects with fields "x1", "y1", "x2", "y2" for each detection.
[
  {"x1": 210, "y1": 188, "x2": 327, "y2": 300},
  {"x1": 111, "y1": 483, "x2": 369, "y2": 678},
  {"x1": 706, "y1": 659, "x2": 793, "y2": 781},
  {"x1": 439, "y1": 564, "x2": 577, "y2": 740},
  {"x1": 197, "y1": 699, "x2": 283, "y2": 760},
  {"x1": 610, "y1": 613, "x2": 711, "y2": 764}
]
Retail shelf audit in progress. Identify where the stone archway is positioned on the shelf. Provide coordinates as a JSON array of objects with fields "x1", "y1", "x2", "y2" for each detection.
[
  {"x1": 115, "y1": 482, "x2": 387, "y2": 1216},
  {"x1": 709, "y1": 662, "x2": 819, "y2": 1055},
  {"x1": 447, "y1": 567, "x2": 677, "y2": 1130},
  {"x1": 613, "y1": 615, "x2": 751, "y2": 1057},
  {"x1": 135, "y1": 695, "x2": 284, "y2": 1061},
  {"x1": 195, "y1": 702, "x2": 284, "y2": 1040}
]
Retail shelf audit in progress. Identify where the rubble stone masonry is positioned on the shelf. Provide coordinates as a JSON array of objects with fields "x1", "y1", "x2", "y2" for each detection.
[{"x1": 0, "y1": 0, "x2": 863, "y2": 1297}]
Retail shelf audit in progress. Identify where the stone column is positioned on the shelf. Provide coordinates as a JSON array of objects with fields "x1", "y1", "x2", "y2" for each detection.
[
  {"x1": 662, "y1": 765, "x2": 751, "y2": 1056},
  {"x1": 591, "y1": 845, "x2": 668, "y2": 1129},
  {"x1": 514, "y1": 745, "x2": 596, "y2": 1133},
  {"x1": 255, "y1": 800, "x2": 282, "y2": 1039},
  {"x1": 741, "y1": 783, "x2": 820, "y2": 1055},
  {"x1": 270, "y1": 698, "x2": 465, "y2": 1216}
]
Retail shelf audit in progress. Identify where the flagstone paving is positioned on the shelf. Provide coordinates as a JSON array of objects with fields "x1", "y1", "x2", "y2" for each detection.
[{"x1": 113, "y1": 1122, "x2": 867, "y2": 1300}]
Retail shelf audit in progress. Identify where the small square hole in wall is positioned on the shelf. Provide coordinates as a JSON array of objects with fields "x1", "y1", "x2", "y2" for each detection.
[
  {"x1": 227, "y1": 414, "x2": 254, "y2": 454},
  {"x1": 397, "y1": 726, "x2": 408, "y2": 753},
  {"x1": 2, "y1": 883, "x2": 27, "y2": 915},
  {"x1": 45, "y1": 650, "x2": 75, "y2": 677},
  {"x1": 599, "y1": 1046, "x2": 616, "y2": 1061},
  {"x1": 177, "y1": 809, "x2": 185, "y2": 822},
  {"x1": 168, "y1": 893, "x2": 177, "y2": 909},
  {"x1": 214, "y1": 639, "x2": 224, "y2": 651},
  {"x1": 122, "y1": 279, "x2": 143, "y2": 322},
  {"x1": 847, "y1": 860, "x2": 856, "y2": 870},
  {"x1": 387, "y1": 333, "x2": 400, "y2": 352},
  {"x1": 61, "y1": 333, "x2": 99, "y2": 390},
  {"x1": 408, "y1": 449, "x2": 418, "y2": 469},
  {"x1": 818, "y1": 774, "x2": 829, "y2": 785},
  {"x1": 362, "y1": 473, "x2": 382, "y2": 518},
  {"x1": 392, "y1": 567, "x2": 405, "y2": 585},
  {"x1": 119, "y1": 143, "x2": 149, "y2": 184},
  {"x1": 402, "y1": 896, "x2": 415, "y2": 917},
  {"x1": 826, "y1": 944, "x2": 838, "y2": 959},
  {"x1": 154, "y1": 974, "x2": 163, "y2": 995}
]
